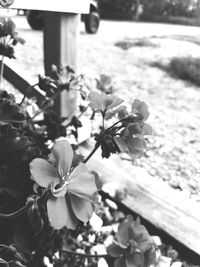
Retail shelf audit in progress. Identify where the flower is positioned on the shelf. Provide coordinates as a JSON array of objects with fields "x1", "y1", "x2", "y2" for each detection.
[
  {"x1": 0, "y1": 17, "x2": 24, "y2": 43},
  {"x1": 0, "y1": 17, "x2": 15, "y2": 38},
  {"x1": 0, "y1": 18, "x2": 24, "y2": 59},
  {"x1": 132, "y1": 99, "x2": 149, "y2": 121},
  {"x1": 115, "y1": 135, "x2": 146, "y2": 159},
  {"x1": 96, "y1": 74, "x2": 114, "y2": 94},
  {"x1": 114, "y1": 99, "x2": 152, "y2": 159},
  {"x1": 30, "y1": 140, "x2": 99, "y2": 230},
  {"x1": 89, "y1": 91, "x2": 123, "y2": 117},
  {"x1": 106, "y1": 215, "x2": 156, "y2": 267},
  {"x1": 114, "y1": 121, "x2": 151, "y2": 159}
]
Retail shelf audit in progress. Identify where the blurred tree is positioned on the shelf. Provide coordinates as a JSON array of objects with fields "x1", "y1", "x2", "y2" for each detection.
[
  {"x1": 194, "y1": 0, "x2": 200, "y2": 17},
  {"x1": 99, "y1": 0, "x2": 141, "y2": 19},
  {"x1": 141, "y1": 0, "x2": 168, "y2": 17},
  {"x1": 99, "y1": 0, "x2": 198, "y2": 20},
  {"x1": 141, "y1": 0, "x2": 197, "y2": 18}
]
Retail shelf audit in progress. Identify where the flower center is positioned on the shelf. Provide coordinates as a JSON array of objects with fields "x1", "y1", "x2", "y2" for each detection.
[
  {"x1": 51, "y1": 174, "x2": 70, "y2": 198},
  {"x1": 61, "y1": 174, "x2": 70, "y2": 187}
]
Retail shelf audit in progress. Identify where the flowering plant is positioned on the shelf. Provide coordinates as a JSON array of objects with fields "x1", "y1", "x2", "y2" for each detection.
[
  {"x1": 107, "y1": 215, "x2": 156, "y2": 267},
  {"x1": 0, "y1": 17, "x2": 156, "y2": 267}
]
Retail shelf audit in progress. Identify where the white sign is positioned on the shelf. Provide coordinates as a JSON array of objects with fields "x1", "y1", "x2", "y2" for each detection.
[{"x1": 10, "y1": 0, "x2": 90, "y2": 14}]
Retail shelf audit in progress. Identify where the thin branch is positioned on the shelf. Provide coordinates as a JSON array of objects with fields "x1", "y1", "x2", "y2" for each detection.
[
  {"x1": 0, "y1": 190, "x2": 51, "y2": 220},
  {"x1": 30, "y1": 89, "x2": 62, "y2": 121},
  {"x1": 61, "y1": 248, "x2": 108, "y2": 259},
  {"x1": 105, "y1": 115, "x2": 133, "y2": 133},
  {"x1": 83, "y1": 142, "x2": 101, "y2": 163},
  {"x1": 19, "y1": 83, "x2": 39, "y2": 106},
  {"x1": 0, "y1": 201, "x2": 31, "y2": 220}
]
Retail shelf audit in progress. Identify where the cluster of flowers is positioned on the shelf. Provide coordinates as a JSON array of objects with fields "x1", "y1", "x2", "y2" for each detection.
[
  {"x1": 0, "y1": 17, "x2": 24, "y2": 59},
  {"x1": 89, "y1": 90, "x2": 152, "y2": 159},
  {"x1": 0, "y1": 15, "x2": 155, "y2": 267}
]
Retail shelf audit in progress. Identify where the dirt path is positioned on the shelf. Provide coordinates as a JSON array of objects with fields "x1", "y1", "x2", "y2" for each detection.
[{"x1": 8, "y1": 16, "x2": 200, "y2": 201}]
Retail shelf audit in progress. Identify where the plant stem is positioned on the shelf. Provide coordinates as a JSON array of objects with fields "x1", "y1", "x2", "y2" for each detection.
[
  {"x1": 0, "y1": 190, "x2": 51, "y2": 220},
  {"x1": 0, "y1": 55, "x2": 5, "y2": 89},
  {"x1": 19, "y1": 83, "x2": 39, "y2": 106},
  {"x1": 61, "y1": 248, "x2": 108, "y2": 259},
  {"x1": 30, "y1": 89, "x2": 62, "y2": 121},
  {"x1": 83, "y1": 142, "x2": 101, "y2": 163},
  {"x1": 0, "y1": 201, "x2": 31, "y2": 219},
  {"x1": 105, "y1": 115, "x2": 133, "y2": 132}
]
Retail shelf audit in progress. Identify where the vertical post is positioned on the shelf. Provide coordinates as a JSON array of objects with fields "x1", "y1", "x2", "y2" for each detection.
[{"x1": 43, "y1": 11, "x2": 79, "y2": 118}]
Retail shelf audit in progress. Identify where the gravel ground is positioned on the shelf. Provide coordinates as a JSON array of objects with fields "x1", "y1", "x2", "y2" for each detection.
[{"x1": 5, "y1": 15, "x2": 200, "y2": 202}]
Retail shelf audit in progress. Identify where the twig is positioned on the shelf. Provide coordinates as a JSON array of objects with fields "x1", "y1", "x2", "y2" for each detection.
[
  {"x1": 19, "y1": 83, "x2": 39, "y2": 106},
  {"x1": 83, "y1": 142, "x2": 101, "y2": 163},
  {"x1": 0, "y1": 190, "x2": 51, "y2": 220},
  {"x1": 61, "y1": 248, "x2": 108, "y2": 258},
  {"x1": 0, "y1": 201, "x2": 31, "y2": 219}
]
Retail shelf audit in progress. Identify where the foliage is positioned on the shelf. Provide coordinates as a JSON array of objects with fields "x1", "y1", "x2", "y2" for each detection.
[
  {"x1": 153, "y1": 56, "x2": 200, "y2": 87},
  {"x1": 169, "y1": 57, "x2": 200, "y2": 86},
  {"x1": 99, "y1": 0, "x2": 200, "y2": 23},
  {"x1": 99, "y1": 0, "x2": 139, "y2": 20},
  {"x1": 0, "y1": 17, "x2": 155, "y2": 267},
  {"x1": 107, "y1": 215, "x2": 156, "y2": 267},
  {"x1": 141, "y1": 0, "x2": 199, "y2": 20},
  {"x1": 0, "y1": 17, "x2": 24, "y2": 59}
]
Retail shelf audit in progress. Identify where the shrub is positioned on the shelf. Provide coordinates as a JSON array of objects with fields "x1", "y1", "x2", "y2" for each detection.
[
  {"x1": 169, "y1": 57, "x2": 200, "y2": 86},
  {"x1": 140, "y1": 14, "x2": 200, "y2": 26}
]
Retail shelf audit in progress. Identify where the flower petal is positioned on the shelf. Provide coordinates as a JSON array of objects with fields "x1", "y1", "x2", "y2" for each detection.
[
  {"x1": 116, "y1": 221, "x2": 134, "y2": 246},
  {"x1": 52, "y1": 140, "x2": 73, "y2": 178},
  {"x1": 47, "y1": 196, "x2": 68, "y2": 229},
  {"x1": 69, "y1": 193, "x2": 93, "y2": 222},
  {"x1": 65, "y1": 195, "x2": 79, "y2": 230},
  {"x1": 88, "y1": 91, "x2": 104, "y2": 111},
  {"x1": 47, "y1": 195, "x2": 79, "y2": 230},
  {"x1": 106, "y1": 243, "x2": 124, "y2": 258},
  {"x1": 106, "y1": 95, "x2": 123, "y2": 110},
  {"x1": 90, "y1": 171, "x2": 102, "y2": 190},
  {"x1": 69, "y1": 162, "x2": 88, "y2": 178},
  {"x1": 114, "y1": 256, "x2": 126, "y2": 267},
  {"x1": 30, "y1": 158, "x2": 59, "y2": 188},
  {"x1": 126, "y1": 252, "x2": 142, "y2": 267},
  {"x1": 68, "y1": 164, "x2": 97, "y2": 196},
  {"x1": 51, "y1": 184, "x2": 67, "y2": 198},
  {"x1": 114, "y1": 136, "x2": 128, "y2": 153},
  {"x1": 132, "y1": 99, "x2": 149, "y2": 121}
]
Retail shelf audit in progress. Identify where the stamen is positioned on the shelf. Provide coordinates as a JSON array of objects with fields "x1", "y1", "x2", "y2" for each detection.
[
  {"x1": 63, "y1": 180, "x2": 70, "y2": 188},
  {"x1": 61, "y1": 172, "x2": 70, "y2": 182},
  {"x1": 61, "y1": 175, "x2": 66, "y2": 182}
]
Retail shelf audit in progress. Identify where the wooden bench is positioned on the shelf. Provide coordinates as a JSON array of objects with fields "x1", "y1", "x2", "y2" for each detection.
[{"x1": 79, "y1": 144, "x2": 200, "y2": 262}]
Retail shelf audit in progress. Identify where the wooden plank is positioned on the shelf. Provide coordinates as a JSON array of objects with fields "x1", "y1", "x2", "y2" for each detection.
[
  {"x1": 2, "y1": 60, "x2": 44, "y2": 104},
  {"x1": 80, "y1": 145, "x2": 200, "y2": 256},
  {"x1": 43, "y1": 11, "x2": 79, "y2": 119},
  {"x1": 10, "y1": 0, "x2": 90, "y2": 14}
]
